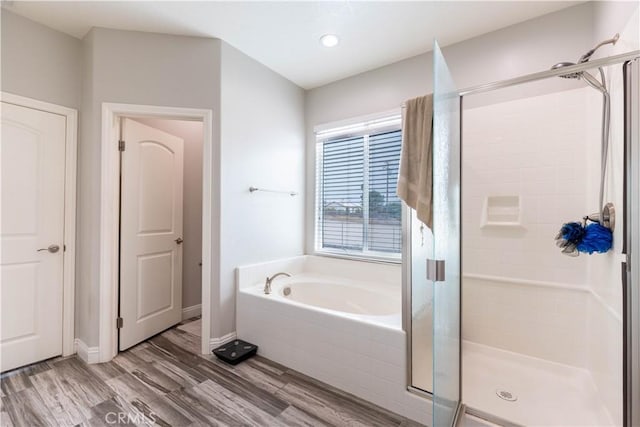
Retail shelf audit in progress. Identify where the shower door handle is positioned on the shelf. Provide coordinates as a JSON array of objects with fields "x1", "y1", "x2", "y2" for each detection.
[{"x1": 426, "y1": 259, "x2": 445, "y2": 282}]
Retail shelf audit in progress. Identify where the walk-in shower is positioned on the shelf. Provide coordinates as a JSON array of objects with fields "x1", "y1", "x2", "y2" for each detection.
[{"x1": 405, "y1": 38, "x2": 640, "y2": 427}]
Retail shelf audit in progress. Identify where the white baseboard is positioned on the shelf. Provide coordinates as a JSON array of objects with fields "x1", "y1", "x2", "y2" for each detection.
[
  {"x1": 209, "y1": 331, "x2": 237, "y2": 352},
  {"x1": 74, "y1": 338, "x2": 100, "y2": 364},
  {"x1": 182, "y1": 304, "x2": 202, "y2": 320}
]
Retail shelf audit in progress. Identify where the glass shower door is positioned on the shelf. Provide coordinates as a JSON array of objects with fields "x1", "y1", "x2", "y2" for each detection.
[{"x1": 432, "y1": 40, "x2": 462, "y2": 427}]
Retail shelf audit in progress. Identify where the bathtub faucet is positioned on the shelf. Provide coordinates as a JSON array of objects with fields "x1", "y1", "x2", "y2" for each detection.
[{"x1": 264, "y1": 272, "x2": 291, "y2": 294}]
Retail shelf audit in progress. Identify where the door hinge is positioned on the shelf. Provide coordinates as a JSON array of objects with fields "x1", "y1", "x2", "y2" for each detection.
[
  {"x1": 426, "y1": 259, "x2": 446, "y2": 282},
  {"x1": 116, "y1": 317, "x2": 124, "y2": 329},
  {"x1": 118, "y1": 140, "x2": 126, "y2": 151}
]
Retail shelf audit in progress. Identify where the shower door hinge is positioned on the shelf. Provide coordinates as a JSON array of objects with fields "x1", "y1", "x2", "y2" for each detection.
[
  {"x1": 426, "y1": 259, "x2": 446, "y2": 282},
  {"x1": 116, "y1": 317, "x2": 124, "y2": 329},
  {"x1": 118, "y1": 140, "x2": 126, "y2": 151}
]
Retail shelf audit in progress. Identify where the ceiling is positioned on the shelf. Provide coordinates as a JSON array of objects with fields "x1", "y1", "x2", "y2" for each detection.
[{"x1": 4, "y1": 1, "x2": 581, "y2": 89}]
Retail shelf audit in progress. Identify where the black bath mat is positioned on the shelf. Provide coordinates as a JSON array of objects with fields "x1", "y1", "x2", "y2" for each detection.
[{"x1": 212, "y1": 339, "x2": 258, "y2": 365}]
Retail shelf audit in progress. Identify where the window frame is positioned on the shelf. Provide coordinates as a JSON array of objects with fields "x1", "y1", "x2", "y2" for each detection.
[{"x1": 313, "y1": 112, "x2": 403, "y2": 263}]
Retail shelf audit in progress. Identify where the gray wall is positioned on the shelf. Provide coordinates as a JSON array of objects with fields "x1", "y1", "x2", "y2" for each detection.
[
  {"x1": 1, "y1": 12, "x2": 307, "y2": 346},
  {"x1": 133, "y1": 118, "x2": 204, "y2": 311},
  {"x1": 304, "y1": 2, "x2": 597, "y2": 253},
  {"x1": 1, "y1": 10, "x2": 82, "y2": 109},
  {"x1": 79, "y1": 28, "x2": 221, "y2": 346},
  {"x1": 216, "y1": 41, "x2": 306, "y2": 337}
]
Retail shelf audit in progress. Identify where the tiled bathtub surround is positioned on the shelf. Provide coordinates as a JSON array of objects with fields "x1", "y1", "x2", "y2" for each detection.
[{"x1": 236, "y1": 255, "x2": 429, "y2": 425}]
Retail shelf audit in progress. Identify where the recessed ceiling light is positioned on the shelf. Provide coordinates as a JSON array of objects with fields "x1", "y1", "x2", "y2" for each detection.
[{"x1": 320, "y1": 34, "x2": 340, "y2": 48}]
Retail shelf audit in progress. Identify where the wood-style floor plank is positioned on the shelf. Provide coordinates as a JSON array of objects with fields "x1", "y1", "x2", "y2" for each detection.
[
  {"x1": 194, "y1": 379, "x2": 288, "y2": 426},
  {"x1": 80, "y1": 398, "x2": 137, "y2": 427},
  {"x1": 1, "y1": 387, "x2": 57, "y2": 427},
  {"x1": 0, "y1": 361, "x2": 52, "y2": 397},
  {"x1": 29, "y1": 369, "x2": 92, "y2": 425},
  {"x1": 276, "y1": 371, "x2": 406, "y2": 427},
  {"x1": 129, "y1": 396, "x2": 194, "y2": 427},
  {"x1": 105, "y1": 372, "x2": 161, "y2": 404},
  {"x1": 0, "y1": 317, "x2": 423, "y2": 427},
  {"x1": 195, "y1": 360, "x2": 289, "y2": 417},
  {"x1": 164, "y1": 386, "x2": 234, "y2": 426},
  {"x1": 275, "y1": 405, "x2": 332, "y2": 427}
]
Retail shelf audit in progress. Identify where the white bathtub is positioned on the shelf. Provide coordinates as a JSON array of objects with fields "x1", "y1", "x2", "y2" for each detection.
[
  {"x1": 247, "y1": 273, "x2": 401, "y2": 325},
  {"x1": 236, "y1": 255, "x2": 429, "y2": 425}
]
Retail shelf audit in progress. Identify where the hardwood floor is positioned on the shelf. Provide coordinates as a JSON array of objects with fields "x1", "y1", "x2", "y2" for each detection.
[{"x1": 1, "y1": 318, "x2": 424, "y2": 427}]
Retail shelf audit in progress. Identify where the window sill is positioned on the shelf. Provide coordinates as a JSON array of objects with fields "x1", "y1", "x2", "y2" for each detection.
[{"x1": 312, "y1": 250, "x2": 402, "y2": 265}]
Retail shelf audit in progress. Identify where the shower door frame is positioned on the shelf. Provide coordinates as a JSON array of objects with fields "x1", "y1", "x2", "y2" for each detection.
[
  {"x1": 403, "y1": 49, "x2": 640, "y2": 427},
  {"x1": 623, "y1": 57, "x2": 639, "y2": 427}
]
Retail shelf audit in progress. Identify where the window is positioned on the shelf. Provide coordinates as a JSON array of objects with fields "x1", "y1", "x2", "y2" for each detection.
[{"x1": 315, "y1": 115, "x2": 402, "y2": 260}]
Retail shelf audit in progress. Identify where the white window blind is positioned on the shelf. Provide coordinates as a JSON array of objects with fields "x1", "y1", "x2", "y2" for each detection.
[{"x1": 315, "y1": 116, "x2": 402, "y2": 259}]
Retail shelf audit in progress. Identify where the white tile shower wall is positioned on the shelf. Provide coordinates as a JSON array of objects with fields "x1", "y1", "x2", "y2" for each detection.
[
  {"x1": 462, "y1": 48, "x2": 633, "y2": 421},
  {"x1": 583, "y1": 7, "x2": 638, "y2": 423},
  {"x1": 462, "y1": 276, "x2": 589, "y2": 368},
  {"x1": 587, "y1": 294, "x2": 622, "y2": 426},
  {"x1": 584, "y1": 83, "x2": 624, "y2": 426},
  {"x1": 462, "y1": 87, "x2": 592, "y2": 286}
]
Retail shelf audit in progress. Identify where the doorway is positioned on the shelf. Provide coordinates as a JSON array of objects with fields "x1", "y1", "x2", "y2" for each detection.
[
  {"x1": 117, "y1": 117, "x2": 204, "y2": 351},
  {"x1": 99, "y1": 103, "x2": 213, "y2": 362}
]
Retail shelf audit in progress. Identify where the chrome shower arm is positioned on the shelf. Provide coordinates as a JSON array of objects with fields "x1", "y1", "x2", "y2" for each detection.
[{"x1": 578, "y1": 33, "x2": 620, "y2": 63}]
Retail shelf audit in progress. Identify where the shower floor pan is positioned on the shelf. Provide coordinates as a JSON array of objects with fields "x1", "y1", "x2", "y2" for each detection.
[{"x1": 462, "y1": 341, "x2": 614, "y2": 426}]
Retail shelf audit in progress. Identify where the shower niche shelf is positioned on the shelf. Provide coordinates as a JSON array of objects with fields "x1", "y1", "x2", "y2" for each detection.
[{"x1": 481, "y1": 195, "x2": 523, "y2": 228}]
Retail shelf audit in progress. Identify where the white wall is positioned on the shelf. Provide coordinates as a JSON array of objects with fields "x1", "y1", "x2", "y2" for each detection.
[
  {"x1": 216, "y1": 42, "x2": 306, "y2": 338},
  {"x1": 79, "y1": 28, "x2": 221, "y2": 346},
  {"x1": 304, "y1": 2, "x2": 595, "y2": 253},
  {"x1": 1, "y1": 10, "x2": 82, "y2": 109},
  {"x1": 133, "y1": 118, "x2": 204, "y2": 310}
]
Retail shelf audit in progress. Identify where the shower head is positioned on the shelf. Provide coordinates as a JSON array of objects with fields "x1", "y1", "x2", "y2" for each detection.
[
  {"x1": 578, "y1": 33, "x2": 619, "y2": 63},
  {"x1": 551, "y1": 61, "x2": 607, "y2": 93},
  {"x1": 550, "y1": 34, "x2": 619, "y2": 94},
  {"x1": 551, "y1": 61, "x2": 581, "y2": 79},
  {"x1": 550, "y1": 34, "x2": 620, "y2": 80}
]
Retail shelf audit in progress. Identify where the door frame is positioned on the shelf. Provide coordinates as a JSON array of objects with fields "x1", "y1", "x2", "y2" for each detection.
[
  {"x1": 99, "y1": 103, "x2": 213, "y2": 362},
  {"x1": 1, "y1": 91, "x2": 78, "y2": 358}
]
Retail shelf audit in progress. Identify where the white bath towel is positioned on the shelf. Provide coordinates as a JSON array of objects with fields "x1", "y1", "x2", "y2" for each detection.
[{"x1": 397, "y1": 94, "x2": 433, "y2": 228}]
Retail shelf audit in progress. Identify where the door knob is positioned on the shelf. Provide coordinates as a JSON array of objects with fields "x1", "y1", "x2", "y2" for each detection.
[
  {"x1": 37, "y1": 244, "x2": 60, "y2": 253},
  {"x1": 175, "y1": 237, "x2": 184, "y2": 244}
]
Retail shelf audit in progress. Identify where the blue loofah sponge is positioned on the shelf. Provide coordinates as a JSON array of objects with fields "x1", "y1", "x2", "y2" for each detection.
[
  {"x1": 577, "y1": 223, "x2": 613, "y2": 254},
  {"x1": 561, "y1": 222, "x2": 586, "y2": 244}
]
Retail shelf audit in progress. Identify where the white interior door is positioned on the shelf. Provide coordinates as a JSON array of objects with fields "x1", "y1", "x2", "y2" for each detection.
[
  {"x1": 119, "y1": 118, "x2": 184, "y2": 351},
  {"x1": 1, "y1": 102, "x2": 66, "y2": 372}
]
